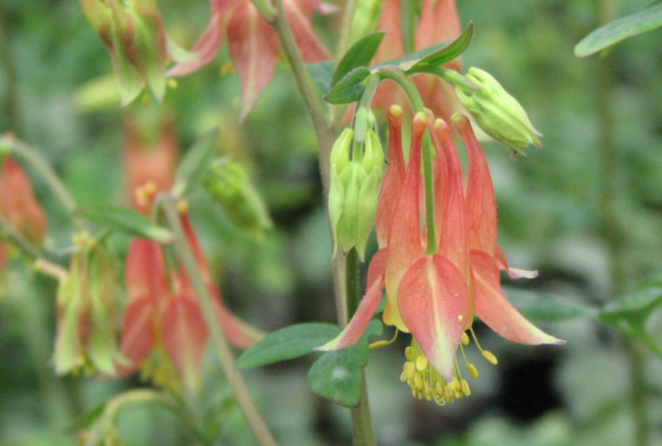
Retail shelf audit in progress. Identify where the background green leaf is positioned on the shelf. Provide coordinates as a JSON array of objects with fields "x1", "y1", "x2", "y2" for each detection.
[
  {"x1": 575, "y1": 3, "x2": 662, "y2": 57},
  {"x1": 77, "y1": 206, "x2": 172, "y2": 243},
  {"x1": 236, "y1": 323, "x2": 340, "y2": 369},
  {"x1": 173, "y1": 130, "x2": 217, "y2": 197},
  {"x1": 503, "y1": 286, "x2": 597, "y2": 322}
]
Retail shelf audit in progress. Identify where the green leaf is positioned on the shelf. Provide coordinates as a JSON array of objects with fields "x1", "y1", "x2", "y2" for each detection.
[
  {"x1": 598, "y1": 283, "x2": 662, "y2": 326},
  {"x1": 306, "y1": 61, "x2": 335, "y2": 93},
  {"x1": 307, "y1": 320, "x2": 382, "y2": 407},
  {"x1": 575, "y1": 3, "x2": 662, "y2": 57},
  {"x1": 331, "y1": 31, "x2": 385, "y2": 86},
  {"x1": 324, "y1": 67, "x2": 372, "y2": 104},
  {"x1": 236, "y1": 323, "x2": 341, "y2": 369},
  {"x1": 66, "y1": 403, "x2": 107, "y2": 434},
  {"x1": 173, "y1": 130, "x2": 218, "y2": 197},
  {"x1": 403, "y1": 22, "x2": 474, "y2": 72},
  {"x1": 503, "y1": 287, "x2": 597, "y2": 322},
  {"x1": 78, "y1": 206, "x2": 172, "y2": 243}
]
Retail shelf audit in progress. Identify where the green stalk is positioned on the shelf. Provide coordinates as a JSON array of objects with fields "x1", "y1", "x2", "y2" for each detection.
[
  {"x1": 376, "y1": 67, "x2": 437, "y2": 254},
  {"x1": 594, "y1": 0, "x2": 648, "y2": 445},
  {"x1": 4, "y1": 136, "x2": 84, "y2": 229},
  {"x1": 160, "y1": 195, "x2": 278, "y2": 446},
  {"x1": 0, "y1": 214, "x2": 43, "y2": 261},
  {"x1": 335, "y1": 0, "x2": 359, "y2": 61}
]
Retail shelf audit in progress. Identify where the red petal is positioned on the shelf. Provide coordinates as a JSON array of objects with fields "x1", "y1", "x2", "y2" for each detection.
[
  {"x1": 124, "y1": 239, "x2": 169, "y2": 304},
  {"x1": 383, "y1": 116, "x2": 427, "y2": 331},
  {"x1": 376, "y1": 107, "x2": 405, "y2": 247},
  {"x1": 399, "y1": 254, "x2": 471, "y2": 381},
  {"x1": 471, "y1": 250, "x2": 564, "y2": 345},
  {"x1": 284, "y1": 0, "x2": 329, "y2": 62},
  {"x1": 227, "y1": 2, "x2": 279, "y2": 120},
  {"x1": 415, "y1": 0, "x2": 461, "y2": 51},
  {"x1": 434, "y1": 119, "x2": 469, "y2": 279},
  {"x1": 211, "y1": 289, "x2": 265, "y2": 349},
  {"x1": 454, "y1": 114, "x2": 497, "y2": 255},
  {"x1": 316, "y1": 272, "x2": 385, "y2": 351},
  {"x1": 117, "y1": 296, "x2": 156, "y2": 376},
  {"x1": 161, "y1": 297, "x2": 209, "y2": 391},
  {"x1": 167, "y1": 12, "x2": 224, "y2": 76}
]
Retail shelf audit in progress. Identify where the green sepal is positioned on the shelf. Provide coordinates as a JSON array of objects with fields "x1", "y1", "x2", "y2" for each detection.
[
  {"x1": 307, "y1": 320, "x2": 382, "y2": 407},
  {"x1": 236, "y1": 323, "x2": 341, "y2": 369}
]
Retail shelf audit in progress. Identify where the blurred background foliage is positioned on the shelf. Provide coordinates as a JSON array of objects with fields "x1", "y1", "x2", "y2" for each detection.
[{"x1": 1, "y1": 0, "x2": 662, "y2": 445}]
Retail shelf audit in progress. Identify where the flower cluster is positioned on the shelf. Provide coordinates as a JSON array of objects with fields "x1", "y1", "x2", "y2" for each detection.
[{"x1": 320, "y1": 106, "x2": 563, "y2": 404}]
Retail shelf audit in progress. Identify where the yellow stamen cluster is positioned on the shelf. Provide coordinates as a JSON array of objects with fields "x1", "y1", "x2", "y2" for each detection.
[
  {"x1": 400, "y1": 330, "x2": 499, "y2": 405},
  {"x1": 134, "y1": 180, "x2": 158, "y2": 211}
]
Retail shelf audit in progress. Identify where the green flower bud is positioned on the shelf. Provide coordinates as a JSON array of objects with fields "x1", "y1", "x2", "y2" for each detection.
[
  {"x1": 456, "y1": 67, "x2": 542, "y2": 156},
  {"x1": 203, "y1": 159, "x2": 273, "y2": 241},
  {"x1": 329, "y1": 129, "x2": 384, "y2": 260}
]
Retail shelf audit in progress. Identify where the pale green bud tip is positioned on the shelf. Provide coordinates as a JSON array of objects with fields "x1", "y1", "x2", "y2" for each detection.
[
  {"x1": 330, "y1": 128, "x2": 354, "y2": 174},
  {"x1": 456, "y1": 67, "x2": 542, "y2": 155}
]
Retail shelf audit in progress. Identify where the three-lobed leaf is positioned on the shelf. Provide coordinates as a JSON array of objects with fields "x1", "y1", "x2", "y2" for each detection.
[{"x1": 575, "y1": 3, "x2": 662, "y2": 57}]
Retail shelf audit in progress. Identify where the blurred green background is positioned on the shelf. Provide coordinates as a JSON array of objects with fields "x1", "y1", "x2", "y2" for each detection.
[{"x1": 1, "y1": 0, "x2": 662, "y2": 445}]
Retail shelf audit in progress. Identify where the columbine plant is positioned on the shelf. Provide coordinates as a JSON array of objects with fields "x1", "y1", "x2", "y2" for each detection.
[{"x1": 0, "y1": 0, "x2": 567, "y2": 445}]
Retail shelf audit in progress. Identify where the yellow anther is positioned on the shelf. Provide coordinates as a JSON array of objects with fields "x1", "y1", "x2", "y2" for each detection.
[
  {"x1": 482, "y1": 350, "x2": 499, "y2": 365},
  {"x1": 167, "y1": 78, "x2": 178, "y2": 89},
  {"x1": 405, "y1": 346, "x2": 412, "y2": 360},
  {"x1": 414, "y1": 374, "x2": 424, "y2": 391},
  {"x1": 461, "y1": 332, "x2": 470, "y2": 346},
  {"x1": 221, "y1": 61, "x2": 235, "y2": 75},
  {"x1": 390, "y1": 105, "x2": 403, "y2": 117},
  {"x1": 415, "y1": 355, "x2": 428, "y2": 372},
  {"x1": 461, "y1": 380, "x2": 471, "y2": 396},
  {"x1": 369, "y1": 340, "x2": 389, "y2": 349},
  {"x1": 458, "y1": 315, "x2": 464, "y2": 323},
  {"x1": 467, "y1": 363, "x2": 479, "y2": 379},
  {"x1": 400, "y1": 371, "x2": 407, "y2": 382},
  {"x1": 177, "y1": 200, "x2": 189, "y2": 214}
]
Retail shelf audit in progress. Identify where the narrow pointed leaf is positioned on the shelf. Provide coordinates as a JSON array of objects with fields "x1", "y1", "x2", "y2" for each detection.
[
  {"x1": 403, "y1": 22, "x2": 474, "y2": 72},
  {"x1": 236, "y1": 323, "x2": 341, "y2": 369},
  {"x1": 599, "y1": 283, "x2": 662, "y2": 326},
  {"x1": 66, "y1": 403, "x2": 107, "y2": 434},
  {"x1": 77, "y1": 206, "x2": 172, "y2": 243},
  {"x1": 308, "y1": 320, "x2": 382, "y2": 407},
  {"x1": 331, "y1": 31, "x2": 386, "y2": 86},
  {"x1": 324, "y1": 67, "x2": 372, "y2": 104},
  {"x1": 575, "y1": 3, "x2": 662, "y2": 57},
  {"x1": 173, "y1": 130, "x2": 218, "y2": 197}
]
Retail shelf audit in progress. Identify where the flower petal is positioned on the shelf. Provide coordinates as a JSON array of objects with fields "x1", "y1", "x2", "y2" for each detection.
[
  {"x1": 454, "y1": 113, "x2": 497, "y2": 255},
  {"x1": 161, "y1": 297, "x2": 208, "y2": 392},
  {"x1": 117, "y1": 296, "x2": 155, "y2": 376},
  {"x1": 494, "y1": 244, "x2": 538, "y2": 279},
  {"x1": 471, "y1": 249, "x2": 564, "y2": 345},
  {"x1": 227, "y1": 2, "x2": 280, "y2": 121},
  {"x1": 124, "y1": 239, "x2": 169, "y2": 304},
  {"x1": 284, "y1": 0, "x2": 329, "y2": 62},
  {"x1": 316, "y1": 271, "x2": 385, "y2": 351},
  {"x1": 399, "y1": 254, "x2": 471, "y2": 381},
  {"x1": 383, "y1": 115, "x2": 427, "y2": 331},
  {"x1": 167, "y1": 12, "x2": 224, "y2": 76},
  {"x1": 211, "y1": 291, "x2": 265, "y2": 349}
]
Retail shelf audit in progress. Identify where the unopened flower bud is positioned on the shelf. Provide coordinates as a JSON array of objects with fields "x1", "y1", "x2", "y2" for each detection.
[
  {"x1": 203, "y1": 159, "x2": 273, "y2": 241},
  {"x1": 329, "y1": 129, "x2": 384, "y2": 260},
  {"x1": 456, "y1": 67, "x2": 542, "y2": 156}
]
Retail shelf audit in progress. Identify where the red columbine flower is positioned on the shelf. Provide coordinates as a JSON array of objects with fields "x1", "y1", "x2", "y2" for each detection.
[
  {"x1": 168, "y1": 0, "x2": 329, "y2": 120},
  {"x1": 320, "y1": 107, "x2": 563, "y2": 404},
  {"x1": 118, "y1": 210, "x2": 263, "y2": 391}
]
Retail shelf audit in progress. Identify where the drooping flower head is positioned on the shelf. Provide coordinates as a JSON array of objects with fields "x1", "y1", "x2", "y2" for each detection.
[{"x1": 319, "y1": 106, "x2": 563, "y2": 404}]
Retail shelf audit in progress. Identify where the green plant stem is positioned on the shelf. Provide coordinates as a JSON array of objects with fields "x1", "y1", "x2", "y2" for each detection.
[
  {"x1": 0, "y1": 214, "x2": 42, "y2": 260},
  {"x1": 4, "y1": 136, "x2": 84, "y2": 229},
  {"x1": 249, "y1": 0, "x2": 275, "y2": 21},
  {"x1": 160, "y1": 195, "x2": 278, "y2": 446},
  {"x1": 0, "y1": 6, "x2": 21, "y2": 134},
  {"x1": 264, "y1": 0, "x2": 348, "y2": 324},
  {"x1": 345, "y1": 248, "x2": 376, "y2": 446},
  {"x1": 335, "y1": 0, "x2": 359, "y2": 61},
  {"x1": 594, "y1": 1, "x2": 648, "y2": 445},
  {"x1": 376, "y1": 67, "x2": 437, "y2": 254}
]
